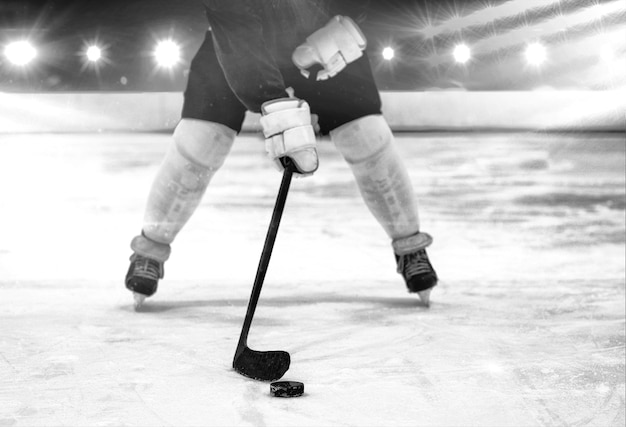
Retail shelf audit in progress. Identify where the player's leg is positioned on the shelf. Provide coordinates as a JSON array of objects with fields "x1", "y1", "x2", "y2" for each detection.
[
  {"x1": 126, "y1": 120, "x2": 236, "y2": 296},
  {"x1": 330, "y1": 114, "x2": 438, "y2": 303},
  {"x1": 126, "y1": 31, "x2": 246, "y2": 307},
  {"x1": 288, "y1": 55, "x2": 438, "y2": 304}
]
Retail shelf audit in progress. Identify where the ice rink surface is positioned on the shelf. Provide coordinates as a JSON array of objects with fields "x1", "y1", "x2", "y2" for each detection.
[{"x1": 0, "y1": 131, "x2": 624, "y2": 426}]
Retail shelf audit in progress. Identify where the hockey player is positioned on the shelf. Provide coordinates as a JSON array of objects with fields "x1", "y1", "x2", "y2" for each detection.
[{"x1": 125, "y1": 0, "x2": 437, "y2": 309}]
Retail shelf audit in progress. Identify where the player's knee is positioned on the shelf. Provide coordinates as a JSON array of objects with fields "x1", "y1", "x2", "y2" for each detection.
[
  {"x1": 162, "y1": 119, "x2": 236, "y2": 192},
  {"x1": 330, "y1": 115, "x2": 393, "y2": 164},
  {"x1": 173, "y1": 119, "x2": 236, "y2": 170}
]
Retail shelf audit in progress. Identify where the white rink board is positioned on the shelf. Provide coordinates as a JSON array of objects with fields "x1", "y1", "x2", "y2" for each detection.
[{"x1": 1, "y1": 90, "x2": 624, "y2": 133}]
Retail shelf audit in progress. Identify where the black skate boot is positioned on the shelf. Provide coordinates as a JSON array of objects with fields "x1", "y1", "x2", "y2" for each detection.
[
  {"x1": 125, "y1": 253, "x2": 164, "y2": 310},
  {"x1": 393, "y1": 232, "x2": 438, "y2": 306}
]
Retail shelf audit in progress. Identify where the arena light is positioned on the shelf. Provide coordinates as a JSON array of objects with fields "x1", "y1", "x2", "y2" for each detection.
[
  {"x1": 382, "y1": 47, "x2": 395, "y2": 60},
  {"x1": 154, "y1": 39, "x2": 181, "y2": 68},
  {"x1": 418, "y1": 0, "x2": 559, "y2": 39},
  {"x1": 423, "y1": 0, "x2": 626, "y2": 66},
  {"x1": 80, "y1": 39, "x2": 112, "y2": 71},
  {"x1": 453, "y1": 44, "x2": 471, "y2": 64},
  {"x1": 419, "y1": 0, "x2": 625, "y2": 40},
  {"x1": 4, "y1": 41, "x2": 37, "y2": 66},
  {"x1": 525, "y1": 42, "x2": 547, "y2": 66},
  {"x1": 478, "y1": 1, "x2": 626, "y2": 53},
  {"x1": 85, "y1": 45, "x2": 102, "y2": 62}
]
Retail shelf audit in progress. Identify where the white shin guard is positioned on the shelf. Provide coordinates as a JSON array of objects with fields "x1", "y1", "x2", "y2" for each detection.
[
  {"x1": 331, "y1": 115, "x2": 421, "y2": 241},
  {"x1": 140, "y1": 119, "x2": 236, "y2": 250}
]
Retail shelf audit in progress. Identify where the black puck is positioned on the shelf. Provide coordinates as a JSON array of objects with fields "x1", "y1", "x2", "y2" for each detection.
[{"x1": 270, "y1": 381, "x2": 304, "y2": 398}]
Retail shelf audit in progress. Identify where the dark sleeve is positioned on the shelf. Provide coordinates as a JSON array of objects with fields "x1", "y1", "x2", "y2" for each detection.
[{"x1": 203, "y1": 0, "x2": 287, "y2": 113}]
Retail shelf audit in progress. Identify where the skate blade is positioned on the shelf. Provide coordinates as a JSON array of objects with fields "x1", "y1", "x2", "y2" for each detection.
[
  {"x1": 133, "y1": 293, "x2": 147, "y2": 310},
  {"x1": 417, "y1": 289, "x2": 432, "y2": 307}
]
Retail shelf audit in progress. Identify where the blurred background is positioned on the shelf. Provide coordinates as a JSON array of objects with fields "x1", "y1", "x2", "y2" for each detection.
[{"x1": 1, "y1": 0, "x2": 625, "y2": 93}]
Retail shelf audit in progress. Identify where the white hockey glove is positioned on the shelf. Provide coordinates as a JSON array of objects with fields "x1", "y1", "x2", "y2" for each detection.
[
  {"x1": 260, "y1": 98, "x2": 319, "y2": 176},
  {"x1": 292, "y1": 15, "x2": 367, "y2": 81}
]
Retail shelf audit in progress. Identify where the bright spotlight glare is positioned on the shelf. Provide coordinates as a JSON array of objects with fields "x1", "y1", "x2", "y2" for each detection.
[
  {"x1": 86, "y1": 45, "x2": 102, "y2": 62},
  {"x1": 382, "y1": 47, "x2": 395, "y2": 60},
  {"x1": 599, "y1": 45, "x2": 615, "y2": 64},
  {"x1": 154, "y1": 39, "x2": 181, "y2": 68},
  {"x1": 453, "y1": 44, "x2": 471, "y2": 64},
  {"x1": 4, "y1": 41, "x2": 37, "y2": 66},
  {"x1": 525, "y1": 42, "x2": 547, "y2": 66}
]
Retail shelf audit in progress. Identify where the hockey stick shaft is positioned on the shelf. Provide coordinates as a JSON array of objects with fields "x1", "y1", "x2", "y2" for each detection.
[{"x1": 235, "y1": 162, "x2": 295, "y2": 355}]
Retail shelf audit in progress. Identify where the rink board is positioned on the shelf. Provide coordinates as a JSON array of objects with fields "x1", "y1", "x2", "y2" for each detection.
[{"x1": 1, "y1": 90, "x2": 625, "y2": 133}]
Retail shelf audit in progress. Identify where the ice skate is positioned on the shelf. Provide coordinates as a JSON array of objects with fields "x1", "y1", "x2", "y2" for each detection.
[
  {"x1": 125, "y1": 253, "x2": 164, "y2": 310},
  {"x1": 395, "y1": 249, "x2": 438, "y2": 306},
  {"x1": 132, "y1": 293, "x2": 147, "y2": 310}
]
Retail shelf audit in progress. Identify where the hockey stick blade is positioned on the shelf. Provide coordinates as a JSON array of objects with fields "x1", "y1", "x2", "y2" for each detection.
[
  {"x1": 233, "y1": 347, "x2": 290, "y2": 381},
  {"x1": 232, "y1": 159, "x2": 296, "y2": 382}
]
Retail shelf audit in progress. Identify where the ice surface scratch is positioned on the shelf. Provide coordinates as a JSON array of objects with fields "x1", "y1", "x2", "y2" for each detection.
[{"x1": 0, "y1": 352, "x2": 18, "y2": 374}]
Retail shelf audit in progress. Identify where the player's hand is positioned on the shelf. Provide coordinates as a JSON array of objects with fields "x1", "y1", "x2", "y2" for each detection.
[
  {"x1": 292, "y1": 16, "x2": 367, "y2": 81},
  {"x1": 286, "y1": 87, "x2": 320, "y2": 134},
  {"x1": 260, "y1": 98, "x2": 319, "y2": 176},
  {"x1": 311, "y1": 113, "x2": 320, "y2": 134}
]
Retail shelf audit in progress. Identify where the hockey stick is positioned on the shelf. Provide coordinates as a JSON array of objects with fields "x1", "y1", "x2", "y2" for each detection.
[{"x1": 233, "y1": 159, "x2": 296, "y2": 381}]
